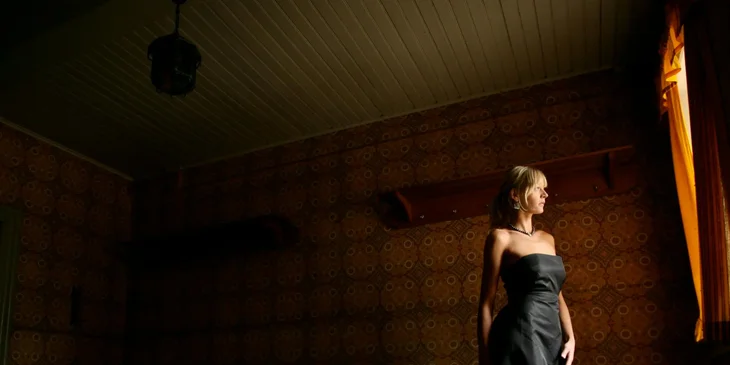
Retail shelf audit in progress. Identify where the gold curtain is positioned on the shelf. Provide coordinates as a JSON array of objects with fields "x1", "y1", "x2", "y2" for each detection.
[
  {"x1": 684, "y1": 0, "x2": 730, "y2": 342},
  {"x1": 660, "y1": 0, "x2": 730, "y2": 342},
  {"x1": 658, "y1": 4, "x2": 704, "y2": 342}
]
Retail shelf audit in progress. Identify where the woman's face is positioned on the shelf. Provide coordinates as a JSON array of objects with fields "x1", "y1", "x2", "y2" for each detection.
[{"x1": 514, "y1": 183, "x2": 549, "y2": 214}]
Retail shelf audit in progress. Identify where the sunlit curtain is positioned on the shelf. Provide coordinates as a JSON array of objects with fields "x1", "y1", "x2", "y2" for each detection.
[
  {"x1": 683, "y1": 0, "x2": 730, "y2": 342},
  {"x1": 658, "y1": 4, "x2": 703, "y2": 341}
]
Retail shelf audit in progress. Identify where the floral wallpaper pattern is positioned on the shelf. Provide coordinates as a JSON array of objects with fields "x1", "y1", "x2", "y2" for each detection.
[
  {"x1": 129, "y1": 70, "x2": 699, "y2": 365},
  {"x1": 0, "y1": 124, "x2": 131, "y2": 365}
]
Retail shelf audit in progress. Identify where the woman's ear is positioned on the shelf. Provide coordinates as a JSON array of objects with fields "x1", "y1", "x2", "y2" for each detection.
[{"x1": 509, "y1": 188, "x2": 518, "y2": 202}]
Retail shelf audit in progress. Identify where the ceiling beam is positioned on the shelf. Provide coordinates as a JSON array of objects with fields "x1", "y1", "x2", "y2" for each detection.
[{"x1": 0, "y1": 0, "x2": 216, "y2": 88}]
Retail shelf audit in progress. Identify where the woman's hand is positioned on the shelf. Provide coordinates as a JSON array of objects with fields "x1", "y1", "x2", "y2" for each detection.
[{"x1": 561, "y1": 338, "x2": 575, "y2": 365}]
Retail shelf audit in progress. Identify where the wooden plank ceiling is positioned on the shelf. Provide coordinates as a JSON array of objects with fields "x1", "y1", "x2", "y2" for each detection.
[{"x1": 0, "y1": 0, "x2": 658, "y2": 179}]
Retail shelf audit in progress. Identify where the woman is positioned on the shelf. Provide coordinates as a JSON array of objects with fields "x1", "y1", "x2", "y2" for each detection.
[{"x1": 478, "y1": 166, "x2": 576, "y2": 365}]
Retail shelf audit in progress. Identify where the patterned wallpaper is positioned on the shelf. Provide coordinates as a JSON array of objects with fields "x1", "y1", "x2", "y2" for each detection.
[
  {"x1": 129, "y1": 70, "x2": 700, "y2": 365},
  {"x1": 0, "y1": 124, "x2": 132, "y2": 365}
]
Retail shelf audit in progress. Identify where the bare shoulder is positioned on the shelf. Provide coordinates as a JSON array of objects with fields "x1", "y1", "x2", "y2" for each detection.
[
  {"x1": 537, "y1": 230, "x2": 556, "y2": 248},
  {"x1": 486, "y1": 228, "x2": 511, "y2": 252},
  {"x1": 538, "y1": 230, "x2": 555, "y2": 241}
]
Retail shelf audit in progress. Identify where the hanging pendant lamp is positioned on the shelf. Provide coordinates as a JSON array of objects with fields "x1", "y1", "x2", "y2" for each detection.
[{"x1": 147, "y1": 0, "x2": 202, "y2": 96}]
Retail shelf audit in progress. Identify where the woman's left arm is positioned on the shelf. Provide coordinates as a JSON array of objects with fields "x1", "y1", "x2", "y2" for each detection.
[
  {"x1": 546, "y1": 231, "x2": 575, "y2": 365},
  {"x1": 558, "y1": 292, "x2": 575, "y2": 341},
  {"x1": 558, "y1": 291, "x2": 575, "y2": 364}
]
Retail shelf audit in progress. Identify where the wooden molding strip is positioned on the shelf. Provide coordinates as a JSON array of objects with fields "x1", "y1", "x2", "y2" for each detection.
[{"x1": 377, "y1": 145, "x2": 639, "y2": 229}]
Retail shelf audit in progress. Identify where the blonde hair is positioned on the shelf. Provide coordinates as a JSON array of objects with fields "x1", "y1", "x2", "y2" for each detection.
[{"x1": 489, "y1": 166, "x2": 547, "y2": 228}]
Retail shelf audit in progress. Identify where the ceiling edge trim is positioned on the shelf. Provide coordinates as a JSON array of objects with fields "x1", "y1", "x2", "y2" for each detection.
[
  {"x1": 0, "y1": 117, "x2": 133, "y2": 181},
  {"x1": 172, "y1": 66, "x2": 616, "y2": 176}
]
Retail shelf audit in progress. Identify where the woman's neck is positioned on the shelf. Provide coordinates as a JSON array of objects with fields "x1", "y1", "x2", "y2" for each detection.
[{"x1": 511, "y1": 212, "x2": 533, "y2": 233}]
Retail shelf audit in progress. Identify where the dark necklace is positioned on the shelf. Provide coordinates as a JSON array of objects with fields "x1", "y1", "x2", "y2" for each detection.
[{"x1": 508, "y1": 223, "x2": 535, "y2": 237}]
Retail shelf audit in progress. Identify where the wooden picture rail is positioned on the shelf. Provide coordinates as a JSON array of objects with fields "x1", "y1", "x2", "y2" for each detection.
[{"x1": 377, "y1": 145, "x2": 640, "y2": 229}]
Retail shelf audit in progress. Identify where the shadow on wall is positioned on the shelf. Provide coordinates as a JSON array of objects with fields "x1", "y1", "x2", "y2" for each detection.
[{"x1": 119, "y1": 214, "x2": 299, "y2": 267}]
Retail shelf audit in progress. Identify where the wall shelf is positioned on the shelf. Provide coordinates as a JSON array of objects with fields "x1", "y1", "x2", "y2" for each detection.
[
  {"x1": 119, "y1": 214, "x2": 298, "y2": 268},
  {"x1": 377, "y1": 145, "x2": 640, "y2": 229}
]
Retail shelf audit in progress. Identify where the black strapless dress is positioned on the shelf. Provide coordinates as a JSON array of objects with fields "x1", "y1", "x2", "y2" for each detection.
[{"x1": 488, "y1": 253, "x2": 566, "y2": 365}]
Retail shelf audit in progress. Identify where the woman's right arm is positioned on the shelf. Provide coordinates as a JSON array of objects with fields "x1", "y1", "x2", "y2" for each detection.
[{"x1": 478, "y1": 230, "x2": 508, "y2": 365}]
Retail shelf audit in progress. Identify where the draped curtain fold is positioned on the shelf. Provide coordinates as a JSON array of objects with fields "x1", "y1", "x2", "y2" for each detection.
[
  {"x1": 684, "y1": 0, "x2": 730, "y2": 342},
  {"x1": 658, "y1": 4, "x2": 703, "y2": 341},
  {"x1": 659, "y1": 0, "x2": 730, "y2": 342}
]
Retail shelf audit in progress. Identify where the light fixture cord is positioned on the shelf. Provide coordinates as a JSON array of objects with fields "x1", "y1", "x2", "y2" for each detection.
[{"x1": 174, "y1": 4, "x2": 181, "y2": 34}]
